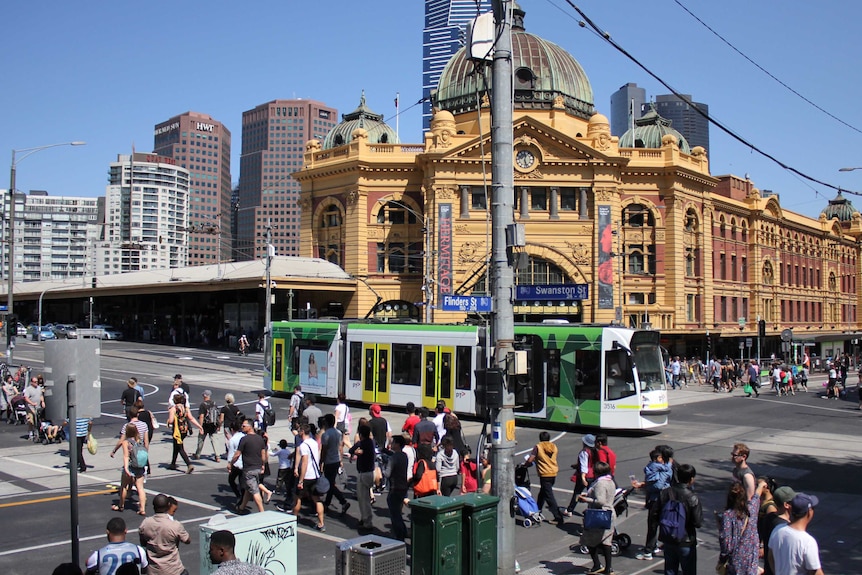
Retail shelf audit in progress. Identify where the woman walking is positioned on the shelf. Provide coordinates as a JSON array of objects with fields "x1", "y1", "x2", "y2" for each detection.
[
  {"x1": 716, "y1": 481, "x2": 763, "y2": 575},
  {"x1": 134, "y1": 397, "x2": 156, "y2": 475},
  {"x1": 577, "y1": 461, "x2": 616, "y2": 575},
  {"x1": 112, "y1": 423, "x2": 147, "y2": 515},
  {"x1": 167, "y1": 394, "x2": 203, "y2": 473}
]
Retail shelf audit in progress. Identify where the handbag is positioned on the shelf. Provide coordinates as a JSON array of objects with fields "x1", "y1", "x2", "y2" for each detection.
[
  {"x1": 743, "y1": 384, "x2": 753, "y2": 394},
  {"x1": 308, "y1": 449, "x2": 330, "y2": 495},
  {"x1": 583, "y1": 508, "x2": 613, "y2": 530},
  {"x1": 86, "y1": 433, "x2": 98, "y2": 455},
  {"x1": 716, "y1": 516, "x2": 748, "y2": 574}
]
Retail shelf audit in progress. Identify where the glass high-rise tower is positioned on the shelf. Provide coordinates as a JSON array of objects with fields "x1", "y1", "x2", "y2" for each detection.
[{"x1": 423, "y1": 0, "x2": 492, "y2": 131}]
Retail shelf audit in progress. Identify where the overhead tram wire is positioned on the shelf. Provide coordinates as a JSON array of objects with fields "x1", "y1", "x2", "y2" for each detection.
[
  {"x1": 561, "y1": 0, "x2": 862, "y2": 198},
  {"x1": 673, "y1": 0, "x2": 862, "y2": 137}
]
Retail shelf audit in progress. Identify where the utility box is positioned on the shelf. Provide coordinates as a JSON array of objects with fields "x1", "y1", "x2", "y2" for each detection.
[
  {"x1": 459, "y1": 493, "x2": 499, "y2": 575},
  {"x1": 199, "y1": 511, "x2": 297, "y2": 575},
  {"x1": 335, "y1": 534, "x2": 406, "y2": 575},
  {"x1": 408, "y1": 496, "x2": 464, "y2": 575}
]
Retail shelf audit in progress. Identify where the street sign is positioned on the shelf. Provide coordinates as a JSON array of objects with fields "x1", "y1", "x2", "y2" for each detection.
[
  {"x1": 440, "y1": 295, "x2": 492, "y2": 313},
  {"x1": 745, "y1": 337, "x2": 753, "y2": 348},
  {"x1": 781, "y1": 328, "x2": 793, "y2": 342},
  {"x1": 515, "y1": 284, "x2": 589, "y2": 301},
  {"x1": 738, "y1": 316, "x2": 746, "y2": 328}
]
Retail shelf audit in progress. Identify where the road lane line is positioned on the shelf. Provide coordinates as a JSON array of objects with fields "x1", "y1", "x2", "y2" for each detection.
[{"x1": 0, "y1": 488, "x2": 116, "y2": 508}]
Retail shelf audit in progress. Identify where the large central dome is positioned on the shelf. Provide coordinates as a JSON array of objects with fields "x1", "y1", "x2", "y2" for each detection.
[{"x1": 432, "y1": 4, "x2": 594, "y2": 119}]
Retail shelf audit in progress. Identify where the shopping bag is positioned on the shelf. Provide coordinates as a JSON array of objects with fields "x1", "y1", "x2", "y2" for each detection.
[
  {"x1": 86, "y1": 433, "x2": 98, "y2": 455},
  {"x1": 583, "y1": 508, "x2": 613, "y2": 530}
]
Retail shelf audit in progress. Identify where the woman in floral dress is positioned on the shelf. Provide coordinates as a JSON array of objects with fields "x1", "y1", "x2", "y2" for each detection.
[{"x1": 717, "y1": 480, "x2": 764, "y2": 575}]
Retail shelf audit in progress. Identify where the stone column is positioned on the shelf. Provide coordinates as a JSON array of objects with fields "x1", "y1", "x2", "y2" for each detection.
[
  {"x1": 520, "y1": 187, "x2": 530, "y2": 219},
  {"x1": 459, "y1": 185, "x2": 470, "y2": 219},
  {"x1": 579, "y1": 187, "x2": 588, "y2": 220},
  {"x1": 549, "y1": 187, "x2": 559, "y2": 220}
]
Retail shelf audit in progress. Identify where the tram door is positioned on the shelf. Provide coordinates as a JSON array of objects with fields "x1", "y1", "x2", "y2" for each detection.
[
  {"x1": 362, "y1": 343, "x2": 391, "y2": 405},
  {"x1": 422, "y1": 346, "x2": 455, "y2": 410}
]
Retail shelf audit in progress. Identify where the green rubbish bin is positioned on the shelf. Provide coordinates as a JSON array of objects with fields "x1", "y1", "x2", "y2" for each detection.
[
  {"x1": 459, "y1": 493, "x2": 499, "y2": 575},
  {"x1": 408, "y1": 495, "x2": 465, "y2": 575}
]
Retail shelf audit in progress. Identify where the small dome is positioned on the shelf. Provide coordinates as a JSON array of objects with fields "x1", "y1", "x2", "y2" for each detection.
[
  {"x1": 433, "y1": 5, "x2": 594, "y2": 120},
  {"x1": 322, "y1": 91, "x2": 398, "y2": 149},
  {"x1": 820, "y1": 190, "x2": 859, "y2": 222},
  {"x1": 619, "y1": 105, "x2": 691, "y2": 153}
]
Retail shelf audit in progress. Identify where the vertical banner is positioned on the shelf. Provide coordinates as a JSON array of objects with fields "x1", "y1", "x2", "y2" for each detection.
[
  {"x1": 597, "y1": 205, "x2": 614, "y2": 309},
  {"x1": 438, "y1": 203, "x2": 453, "y2": 303}
]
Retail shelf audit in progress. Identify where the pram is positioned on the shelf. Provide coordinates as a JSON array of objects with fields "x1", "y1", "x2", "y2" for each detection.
[
  {"x1": 511, "y1": 463, "x2": 544, "y2": 527},
  {"x1": 574, "y1": 487, "x2": 634, "y2": 555},
  {"x1": 10, "y1": 395, "x2": 28, "y2": 426}
]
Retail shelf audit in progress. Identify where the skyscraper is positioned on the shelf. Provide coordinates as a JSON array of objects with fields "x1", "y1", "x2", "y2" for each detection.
[
  {"x1": 651, "y1": 94, "x2": 710, "y2": 152},
  {"x1": 153, "y1": 111, "x2": 232, "y2": 266},
  {"x1": 423, "y1": 0, "x2": 492, "y2": 131},
  {"x1": 609, "y1": 82, "x2": 646, "y2": 138},
  {"x1": 236, "y1": 99, "x2": 337, "y2": 260},
  {"x1": 99, "y1": 153, "x2": 190, "y2": 275}
]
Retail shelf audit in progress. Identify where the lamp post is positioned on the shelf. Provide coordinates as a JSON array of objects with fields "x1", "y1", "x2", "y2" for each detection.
[
  {"x1": 377, "y1": 199, "x2": 433, "y2": 323},
  {"x1": 839, "y1": 167, "x2": 862, "y2": 172},
  {"x1": 7, "y1": 141, "x2": 85, "y2": 361}
]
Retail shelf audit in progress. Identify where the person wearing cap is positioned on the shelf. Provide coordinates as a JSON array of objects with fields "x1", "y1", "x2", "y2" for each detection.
[
  {"x1": 166, "y1": 378, "x2": 188, "y2": 409},
  {"x1": 761, "y1": 485, "x2": 796, "y2": 575},
  {"x1": 368, "y1": 404, "x2": 391, "y2": 493},
  {"x1": 194, "y1": 390, "x2": 221, "y2": 462},
  {"x1": 174, "y1": 374, "x2": 189, "y2": 395},
  {"x1": 564, "y1": 434, "x2": 597, "y2": 517},
  {"x1": 768, "y1": 493, "x2": 824, "y2": 575}
]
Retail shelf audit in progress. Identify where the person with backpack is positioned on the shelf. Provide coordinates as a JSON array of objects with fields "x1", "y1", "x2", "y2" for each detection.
[
  {"x1": 167, "y1": 394, "x2": 204, "y2": 474},
  {"x1": 288, "y1": 385, "x2": 305, "y2": 428},
  {"x1": 112, "y1": 423, "x2": 148, "y2": 515},
  {"x1": 577, "y1": 460, "x2": 616, "y2": 575},
  {"x1": 219, "y1": 393, "x2": 244, "y2": 448},
  {"x1": 255, "y1": 391, "x2": 275, "y2": 434},
  {"x1": 652, "y1": 463, "x2": 702, "y2": 575},
  {"x1": 194, "y1": 390, "x2": 221, "y2": 462}
]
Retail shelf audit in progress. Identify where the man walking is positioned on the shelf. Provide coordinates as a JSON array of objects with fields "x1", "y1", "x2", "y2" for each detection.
[
  {"x1": 120, "y1": 379, "x2": 142, "y2": 421},
  {"x1": 229, "y1": 419, "x2": 268, "y2": 513},
  {"x1": 293, "y1": 423, "x2": 326, "y2": 531},
  {"x1": 411, "y1": 406, "x2": 438, "y2": 447},
  {"x1": 731, "y1": 442, "x2": 757, "y2": 500},
  {"x1": 208, "y1": 530, "x2": 265, "y2": 574},
  {"x1": 526, "y1": 431, "x2": 565, "y2": 525},
  {"x1": 288, "y1": 385, "x2": 304, "y2": 428},
  {"x1": 85, "y1": 517, "x2": 149, "y2": 575},
  {"x1": 653, "y1": 464, "x2": 702, "y2": 575},
  {"x1": 385, "y1": 435, "x2": 410, "y2": 540},
  {"x1": 349, "y1": 424, "x2": 377, "y2": 531},
  {"x1": 23, "y1": 376, "x2": 45, "y2": 439},
  {"x1": 139, "y1": 494, "x2": 191, "y2": 575},
  {"x1": 320, "y1": 413, "x2": 350, "y2": 515},
  {"x1": 768, "y1": 493, "x2": 824, "y2": 575},
  {"x1": 194, "y1": 390, "x2": 220, "y2": 461},
  {"x1": 303, "y1": 395, "x2": 323, "y2": 428}
]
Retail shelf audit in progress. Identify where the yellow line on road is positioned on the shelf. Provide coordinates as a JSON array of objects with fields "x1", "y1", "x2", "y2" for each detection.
[{"x1": 0, "y1": 487, "x2": 115, "y2": 508}]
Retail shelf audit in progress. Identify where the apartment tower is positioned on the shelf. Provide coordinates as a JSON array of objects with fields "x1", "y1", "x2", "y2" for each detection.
[
  {"x1": 153, "y1": 111, "x2": 232, "y2": 266},
  {"x1": 236, "y1": 99, "x2": 337, "y2": 260}
]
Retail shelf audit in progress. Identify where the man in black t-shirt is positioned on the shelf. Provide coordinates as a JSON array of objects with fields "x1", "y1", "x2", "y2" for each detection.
[
  {"x1": 229, "y1": 419, "x2": 267, "y2": 513},
  {"x1": 120, "y1": 379, "x2": 142, "y2": 421},
  {"x1": 194, "y1": 390, "x2": 220, "y2": 462}
]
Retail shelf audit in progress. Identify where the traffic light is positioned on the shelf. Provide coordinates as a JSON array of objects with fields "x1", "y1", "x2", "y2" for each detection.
[
  {"x1": 758, "y1": 319, "x2": 766, "y2": 339},
  {"x1": 706, "y1": 336, "x2": 712, "y2": 353},
  {"x1": 6, "y1": 315, "x2": 17, "y2": 339}
]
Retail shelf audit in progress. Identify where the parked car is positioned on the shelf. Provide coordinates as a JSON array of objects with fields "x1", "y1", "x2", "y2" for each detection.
[
  {"x1": 38, "y1": 326, "x2": 57, "y2": 341},
  {"x1": 16, "y1": 323, "x2": 26, "y2": 336},
  {"x1": 52, "y1": 324, "x2": 78, "y2": 339},
  {"x1": 92, "y1": 324, "x2": 123, "y2": 340}
]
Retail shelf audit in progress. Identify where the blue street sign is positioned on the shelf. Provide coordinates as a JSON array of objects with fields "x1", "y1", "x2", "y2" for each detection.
[
  {"x1": 0, "y1": 306, "x2": 7, "y2": 312},
  {"x1": 515, "y1": 284, "x2": 589, "y2": 301},
  {"x1": 441, "y1": 295, "x2": 493, "y2": 312}
]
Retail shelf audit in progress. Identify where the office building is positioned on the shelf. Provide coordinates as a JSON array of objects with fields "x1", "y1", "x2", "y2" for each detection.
[
  {"x1": 423, "y1": 0, "x2": 492, "y2": 131},
  {"x1": 98, "y1": 153, "x2": 190, "y2": 275},
  {"x1": 153, "y1": 111, "x2": 232, "y2": 266},
  {"x1": 609, "y1": 82, "x2": 645, "y2": 137},
  {"x1": 651, "y1": 93, "x2": 710, "y2": 152},
  {"x1": 1, "y1": 190, "x2": 104, "y2": 282},
  {"x1": 236, "y1": 99, "x2": 337, "y2": 260}
]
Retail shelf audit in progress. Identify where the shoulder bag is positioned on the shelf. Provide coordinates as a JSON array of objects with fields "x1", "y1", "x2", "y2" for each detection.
[{"x1": 308, "y1": 448, "x2": 330, "y2": 495}]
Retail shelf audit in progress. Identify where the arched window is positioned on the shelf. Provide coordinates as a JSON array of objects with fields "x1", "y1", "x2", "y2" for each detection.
[
  {"x1": 624, "y1": 203, "x2": 655, "y2": 227},
  {"x1": 320, "y1": 204, "x2": 341, "y2": 228},
  {"x1": 628, "y1": 249, "x2": 644, "y2": 274},
  {"x1": 377, "y1": 201, "x2": 419, "y2": 225}
]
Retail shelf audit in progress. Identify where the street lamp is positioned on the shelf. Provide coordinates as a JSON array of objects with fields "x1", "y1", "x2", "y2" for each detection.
[
  {"x1": 7, "y1": 141, "x2": 85, "y2": 361},
  {"x1": 377, "y1": 199, "x2": 433, "y2": 323},
  {"x1": 839, "y1": 167, "x2": 862, "y2": 172}
]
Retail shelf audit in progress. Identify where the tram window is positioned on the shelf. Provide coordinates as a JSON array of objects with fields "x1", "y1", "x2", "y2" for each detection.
[
  {"x1": 513, "y1": 334, "x2": 545, "y2": 413},
  {"x1": 364, "y1": 348, "x2": 375, "y2": 392},
  {"x1": 456, "y1": 346, "x2": 472, "y2": 390},
  {"x1": 573, "y1": 349, "x2": 601, "y2": 401},
  {"x1": 546, "y1": 348, "x2": 561, "y2": 397},
  {"x1": 392, "y1": 343, "x2": 421, "y2": 385},
  {"x1": 424, "y1": 351, "x2": 436, "y2": 397},
  {"x1": 377, "y1": 349, "x2": 389, "y2": 392},
  {"x1": 349, "y1": 342, "x2": 362, "y2": 380},
  {"x1": 605, "y1": 349, "x2": 636, "y2": 400},
  {"x1": 440, "y1": 352, "x2": 452, "y2": 397}
]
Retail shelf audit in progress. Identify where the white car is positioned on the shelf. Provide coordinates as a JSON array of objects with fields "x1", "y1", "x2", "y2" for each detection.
[{"x1": 92, "y1": 324, "x2": 123, "y2": 340}]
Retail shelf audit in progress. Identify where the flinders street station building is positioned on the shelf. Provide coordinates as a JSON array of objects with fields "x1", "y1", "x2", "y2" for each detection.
[{"x1": 294, "y1": 5, "x2": 861, "y2": 361}]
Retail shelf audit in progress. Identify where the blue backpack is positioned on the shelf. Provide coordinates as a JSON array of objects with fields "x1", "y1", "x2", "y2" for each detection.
[
  {"x1": 128, "y1": 440, "x2": 149, "y2": 469},
  {"x1": 658, "y1": 488, "x2": 687, "y2": 543}
]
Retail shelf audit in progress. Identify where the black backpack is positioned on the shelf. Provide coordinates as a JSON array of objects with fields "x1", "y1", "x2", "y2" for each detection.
[
  {"x1": 260, "y1": 402, "x2": 276, "y2": 426},
  {"x1": 204, "y1": 401, "x2": 220, "y2": 429}
]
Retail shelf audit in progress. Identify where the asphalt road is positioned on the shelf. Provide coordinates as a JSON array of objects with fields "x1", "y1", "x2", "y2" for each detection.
[{"x1": 0, "y1": 341, "x2": 860, "y2": 575}]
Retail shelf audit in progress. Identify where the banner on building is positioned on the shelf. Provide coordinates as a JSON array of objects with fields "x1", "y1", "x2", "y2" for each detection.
[
  {"x1": 438, "y1": 203, "x2": 453, "y2": 303},
  {"x1": 597, "y1": 205, "x2": 614, "y2": 309}
]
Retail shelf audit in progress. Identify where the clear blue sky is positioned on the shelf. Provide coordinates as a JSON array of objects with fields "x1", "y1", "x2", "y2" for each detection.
[{"x1": 3, "y1": 0, "x2": 861, "y2": 220}]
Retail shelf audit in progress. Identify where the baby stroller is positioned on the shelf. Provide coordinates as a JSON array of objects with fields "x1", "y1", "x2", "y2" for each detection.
[
  {"x1": 575, "y1": 487, "x2": 634, "y2": 555},
  {"x1": 10, "y1": 395, "x2": 29, "y2": 426},
  {"x1": 511, "y1": 463, "x2": 544, "y2": 527}
]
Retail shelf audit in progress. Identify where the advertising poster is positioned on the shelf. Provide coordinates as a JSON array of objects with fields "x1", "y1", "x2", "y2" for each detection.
[
  {"x1": 298, "y1": 349, "x2": 327, "y2": 395},
  {"x1": 597, "y1": 205, "x2": 614, "y2": 309}
]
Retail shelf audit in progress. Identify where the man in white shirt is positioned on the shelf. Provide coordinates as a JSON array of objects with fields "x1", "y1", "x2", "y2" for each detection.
[
  {"x1": 292, "y1": 423, "x2": 325, "y2": 531},
  {"x1": 768, "y1": 493, "x2": 824, "y2": 575},
  {"x1": 433, "y1": 400, "x2": 448, "y2": 445},
  {"x1": 254, "y1": 391, "x2": 271, "y2": 433},
  {"x1": 166, "y1": 379, "x2": 188, "y2": 408}
]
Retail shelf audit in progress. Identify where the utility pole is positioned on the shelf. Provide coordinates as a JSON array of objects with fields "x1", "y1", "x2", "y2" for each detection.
[
  {"x1": 264, "y1": 220, "x2": 273, "y2": 354},
  {"x1": 489, "y1": 2, "x2": 516, "y2": 574}
]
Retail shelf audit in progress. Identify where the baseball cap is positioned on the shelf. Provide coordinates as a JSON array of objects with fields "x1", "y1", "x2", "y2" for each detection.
[
  {"x1": 773, "y1": 486, "x2": 797, "y2": 506},
  {"x1": 582, "y1": 434, "x2": 596, "y2": 448},
  {"x1": 370, "y1": 404, "x2": 382, "y2": 416},
  {"x1": 174, "y1": 374, "x2": 182, "y2": 380},
  {"x1": 203, "y1": 389, "x2": 212, "y2": 397},
  {"x1": 790, "y1": 493, "x2": 819, "y2": 516}
]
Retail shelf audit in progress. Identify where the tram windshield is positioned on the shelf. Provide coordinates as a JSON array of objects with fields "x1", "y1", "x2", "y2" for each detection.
[{"x1": 630, "y1": 332, "x2": 666, "y2": 391}]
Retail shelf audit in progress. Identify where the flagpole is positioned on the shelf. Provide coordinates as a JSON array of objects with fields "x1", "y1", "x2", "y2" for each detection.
[{"x1": 395, "y1": 92, "x2": 400, "y2": 142}]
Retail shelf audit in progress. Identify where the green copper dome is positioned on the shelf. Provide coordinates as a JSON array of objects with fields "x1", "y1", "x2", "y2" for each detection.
[
  {"x1": 432, "y1": 4, "x2": 595, "y2": 120},
  {"x1": 820, "y1": 190, "x2": 859, "y2": 222},
  {"x1": 323, "y1": 92, "x2": 398, "y2": 150},
  {"x1": 619, "y1": 106, "x2": 691, "y2": 153}
]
